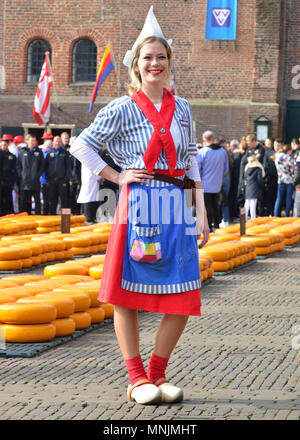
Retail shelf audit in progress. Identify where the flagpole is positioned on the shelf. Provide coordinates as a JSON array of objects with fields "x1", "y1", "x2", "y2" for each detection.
[
  {"x1": 108, "y1": 41, "x2": 121, "y2": 96},
  {"x1": 45, "y1": 51, "x2": 61, "y2": 112}
]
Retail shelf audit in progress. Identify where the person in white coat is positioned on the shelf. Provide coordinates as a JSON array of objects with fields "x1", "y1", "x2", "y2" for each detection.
[{"x1": 77, "y1": 163, "x2": 101, "y2": 224}]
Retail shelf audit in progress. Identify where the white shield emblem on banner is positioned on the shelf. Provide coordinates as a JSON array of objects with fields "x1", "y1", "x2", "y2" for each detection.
[{"x1": 212, "y1": 8, "x2": 231, "y2": 27}]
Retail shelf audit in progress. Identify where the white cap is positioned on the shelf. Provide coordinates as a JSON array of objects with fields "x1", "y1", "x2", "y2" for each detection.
[{"x1": 123, "y1": 5, "x2": 173, "y2": 67}]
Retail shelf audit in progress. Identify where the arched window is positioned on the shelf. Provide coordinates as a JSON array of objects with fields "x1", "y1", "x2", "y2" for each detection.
[
  {"x1": 27, "y1": 39, "x2": 52, "y2": 83},
  {"x1": 72, "y1": 39, "x2": 97, "y2": 82}
]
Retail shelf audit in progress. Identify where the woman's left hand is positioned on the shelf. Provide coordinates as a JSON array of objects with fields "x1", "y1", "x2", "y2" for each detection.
[{"x1": 197, "y1": 216, "x2": 210, "y2": 248}]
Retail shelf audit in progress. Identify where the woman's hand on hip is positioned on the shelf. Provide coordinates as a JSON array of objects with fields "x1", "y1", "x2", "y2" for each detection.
[{"x1": 118, "y1": 169, "x2": 154, "y2": 186}]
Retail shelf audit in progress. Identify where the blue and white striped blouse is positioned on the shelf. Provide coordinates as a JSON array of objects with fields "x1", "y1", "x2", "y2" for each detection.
[{"x1": 70, "y1": 94, "x2": 197, "y2": 177}]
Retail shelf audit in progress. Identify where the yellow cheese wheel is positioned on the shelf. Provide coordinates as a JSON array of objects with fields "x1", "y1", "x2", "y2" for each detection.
[
  {"x1": 0, "y1": 302, "x2": 57, "y2": 324},
  {"x1": 241, "y1": 235, "x2": 272, "y2": 247},
  {"x1": 45, "y1": 252, "x2": 56, "y2": 262},
  {"x1": 283, "y1": 237, "x2": 297, "y2": 246},
  {"x1": 100, "y1": 303, "x2": 114, "y2": 318},
  {"x1": 52, "y1": 318, "x2": 75, "y2": 336},
  {"x1": 53, "y1": 285, "x2": 100, "y2": 307},
  {"x1": 0, "y1": 280, "x2": 20, "y2": 288},
  {"x1": 36, "y1": 218, "x2": 61, "y2": 228},
  {"x1": 1, "y1": 285, "x2": 49, "y2": 296},
  {"x1": 31, "y1": 255, "x2": 42, "y2": 266},
  {"x1": 49, "y1": 275, "x2": 94, "y2": 283},
  {"x1": 199, "y1": 247, "x2": 230, "y2": 261},
  {"x1": 198, "y1": 254, "x2": 214, "y2": 265},
  {"x1": 44, "y1": 263, "x2": 89, "y2": 278},
  {"x1": 69, "y1": 311, "x2": 91, "y2": 329},
  {"x1": 21, "y1": 258, "x2": 33, "y2": 268},
  {"x1": 97, "y1": 232, "x2": 110, "y2": 244},
  {"x1": 0, "y1": 260, "x2": 22, "y2": 271},
  {"x1": 90, "y1": 254, "x2": 106, "y2": 264},
  {"x1": 201, "y1": 269, "x2": 208, "y2": 281},
  {"x1": 89, "y1": 245, "x2": 98, "y2": 254},
  {"x1": 0, "y1": 275, "x2": 45, "y2": 284},
  {"x1": 1, "y1": 223, "x2": 20, "y2": 235},
  {"x1": 88, "y1": 266, "x2": 103, "y2": 279},
  {"x1": 54, "y1": 251, "x2": 66, "y2": 260},
  {"x1": 9, "y1": 245, "x2": 33, "y2": 258},
  {"x1": 71, "y1": 246, "x2": 91, "y2": 255},
  {"x1": 0, "y1": 323, "x2": 56, "y2": 342},
  {"x1": 85, "y1": 306, "x2": 105, "y2": 324},
  {"x1": 63, "y1": 236, "x2": 91, "y2": 247},
  {"x1": 41, "y1": 291, "x2": 91, "y2": 312},
  {"x1": 97, "y1": 244, "x2": 107, "y2": 252},
  {"x1": 255, "y1": 246, "x2": 271, "y2": 255},
  {"x1": 47, "y1": 240, "x2": 66, "y2": 251},
  {"x1": 212, "y1": 261, "x2": 230, "y2": 272},
  {"x1": 63, "y1": 250, "x2": 74, "y2": 259},
  {"x1": 19, "y1": 296, "x2": 75, "y2": 318},
  {"x1": 0, "y1": 295, "x2": 16, "y2": 304},
  {"x1": 270, "y1": 226, "x2": 296, "y2": 238},
  {"x1": 206, "y1": 267, "x2": 214, "y2": 278},
  {"x1": 76, "y1": 280, "x2": 102, "y2": 289},
  {"x1": 36, "y1": 227, "x2": 57, "y2": 233},
  {"x1": 33, "y1": 239, "x2": 55, "y2": 252}
]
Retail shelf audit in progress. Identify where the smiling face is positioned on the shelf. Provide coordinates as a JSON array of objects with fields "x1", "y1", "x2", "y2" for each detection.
[{"x1": 137, "y1": 40, "x2": 169, "y2": 89}]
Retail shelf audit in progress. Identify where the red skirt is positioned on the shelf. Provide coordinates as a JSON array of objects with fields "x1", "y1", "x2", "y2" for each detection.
[{"x1": 98, "y1": 184, "x2": 201, "y2": 316}]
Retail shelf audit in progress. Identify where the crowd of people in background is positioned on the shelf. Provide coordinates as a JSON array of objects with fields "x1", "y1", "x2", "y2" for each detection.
[
  {"x1": 1, "y1": 129, "x2": 300, "y2": 230},
  {"x1": 0, "y1": 131, "x2": 119, "y2": 224},
  {"x1": 195, "y1": 131, "x2": 300, "y2": 231}
]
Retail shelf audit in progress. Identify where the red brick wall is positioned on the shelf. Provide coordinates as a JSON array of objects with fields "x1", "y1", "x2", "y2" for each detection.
[{"x1": 0, "y1": 0, "x2": 293, "y2": 140}]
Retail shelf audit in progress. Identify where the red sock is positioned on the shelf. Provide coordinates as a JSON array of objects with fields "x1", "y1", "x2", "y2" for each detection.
[
  {"x1": 124, "y1": 355, "x2": 148, "y2": 386},
  {"x1": 147, "y1": 353, "x2": 169, "y2": 385}
]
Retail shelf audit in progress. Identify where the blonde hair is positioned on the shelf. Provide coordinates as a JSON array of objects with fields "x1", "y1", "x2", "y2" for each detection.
[{"x1": 126, "y1": 36, "x2": 172, "y2": 95}]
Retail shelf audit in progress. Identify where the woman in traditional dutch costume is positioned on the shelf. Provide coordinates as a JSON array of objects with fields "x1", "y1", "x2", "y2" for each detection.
[{"x1": 70, "y1": 6, "x2": 210, "y2": 405}]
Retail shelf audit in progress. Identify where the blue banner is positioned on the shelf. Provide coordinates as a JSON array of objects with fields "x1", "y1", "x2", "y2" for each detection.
[{"x1": 205, "y1": 0, "x2": 237, "y2": 40}]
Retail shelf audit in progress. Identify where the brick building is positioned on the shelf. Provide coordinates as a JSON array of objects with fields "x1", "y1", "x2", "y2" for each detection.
[{"x1": 0, "y1": 0, "x2": 299, "y2": 143}]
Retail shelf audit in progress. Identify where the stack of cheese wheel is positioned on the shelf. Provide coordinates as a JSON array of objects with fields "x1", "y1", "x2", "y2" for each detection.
[
  {"x1": 198, "y1": 254, "x2": 214, "y2": 282},
  {"x1": 91, "y1": 224, "x2": 112, "y2": 253},
  {"x1": 14, "y1": 217, "x2": 39, "y2": 236},
  {"x1": 61, "y1": 234, "x2": 92, "y2": 256},
  {"x1": 70, "y1": 215, "x2": 87, "y2": 228},
  {"x1": 241, "y1": 234, "x2": 275, "y2": 256},
  {"x1": 36, "y1": 216, "x2": 61, "y2": 234},
  {"x1": 214, "y1": 224, "x2": 240, "y2": 235},
  {"x1": 53, "y1": 284, "x2": 104, "y2": 323},
  {"x1": 199, "y1": 240, "x2": 256, "y2": 272},
  {"x1": 0, "y1": 246, "x2": 23, "y2": 271},
  {"x1": 0, "y1": 284, "x2": 51, "y2": 300},
  {"x1": 38, "y1": 290, "x2": 92, "y2": 330},
  {"x1": 18, "y1": 295, "x2": 76, "y2": 337},
  {"x1": 269, "y1": 223, "x2": 300, "y2": 246},
  {"x1": 0, "y1": 302, "x2": 57, "y2": 342},
  {"x1": 44, "y1": 262, "x2": 89, "y2": 278}
]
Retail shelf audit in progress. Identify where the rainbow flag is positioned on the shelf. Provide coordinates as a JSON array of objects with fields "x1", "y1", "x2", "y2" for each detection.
[{"x1": 89, "y1": 43, "x2": 114, "y2": 113}]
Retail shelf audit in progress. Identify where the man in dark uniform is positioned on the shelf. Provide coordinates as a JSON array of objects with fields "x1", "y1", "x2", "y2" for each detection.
[
  {"x1": 263, "y1": 138, "x2": 279, "y2": 216},
  {"x1": 17, "y1": 134, "x2": 44, "y2": 214},
  {"x1": 45, "y1": 135, "x2": 71, "y2": 214},
  {"x1": 0, "y1": 137, "x2": 17, "y2": 215}
]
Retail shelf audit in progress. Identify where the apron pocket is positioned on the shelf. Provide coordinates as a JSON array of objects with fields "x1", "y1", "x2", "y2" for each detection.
[{"x1": 130, "y1": 225, "x2": 162, "y2": 263}]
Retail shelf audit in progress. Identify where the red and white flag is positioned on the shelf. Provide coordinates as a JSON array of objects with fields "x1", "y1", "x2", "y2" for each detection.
[{"x1": 33, "y1": 56, "x2": 53, "y2": 125}]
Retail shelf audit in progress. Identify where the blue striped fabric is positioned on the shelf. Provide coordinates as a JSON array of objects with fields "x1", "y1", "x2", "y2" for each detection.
[{"x1": 78, "y1": 95, "x2": 197, "y2": 171}]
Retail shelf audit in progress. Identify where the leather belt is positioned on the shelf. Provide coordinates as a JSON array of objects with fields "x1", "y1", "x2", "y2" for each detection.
[{"x1": 153, "y1": 173, "x2": 195, "y2": 189}]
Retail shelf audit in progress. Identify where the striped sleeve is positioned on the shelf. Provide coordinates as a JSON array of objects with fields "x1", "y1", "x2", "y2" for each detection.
[
  {"x1": 69, "y1": 101, "x2": 121, "y2": 176},
  {"x1": 187, "y1": 101, "x2": 197, "y2": 156},
  {"x1": 79, "y1": 103, "x2": 121, "y2": 150}
]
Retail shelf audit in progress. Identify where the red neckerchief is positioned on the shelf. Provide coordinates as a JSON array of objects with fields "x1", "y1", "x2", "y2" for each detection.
[{"x1": 130, "y1": 88, "x2": 177, "y2": 176}]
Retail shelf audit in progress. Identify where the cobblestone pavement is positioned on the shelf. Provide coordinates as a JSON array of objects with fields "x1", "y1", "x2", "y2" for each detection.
[{"x1": 0, "y1": 246, "x2": 300, "y2": 421}]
